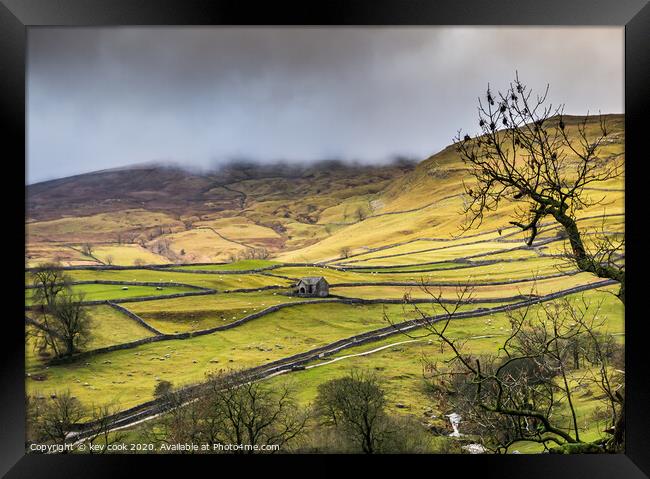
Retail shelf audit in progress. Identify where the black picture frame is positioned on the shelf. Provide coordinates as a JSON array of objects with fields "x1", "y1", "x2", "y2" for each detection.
[{"x1": 2, "y1": 0, "x2": 647, "y2": 477}]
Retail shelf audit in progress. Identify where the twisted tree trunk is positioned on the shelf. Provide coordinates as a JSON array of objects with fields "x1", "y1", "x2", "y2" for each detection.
[{"x1": 552, "y1": 210, "x2": 625, "y2": 303}]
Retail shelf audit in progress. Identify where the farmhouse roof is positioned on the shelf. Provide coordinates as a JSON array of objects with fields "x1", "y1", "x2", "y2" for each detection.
[{"x1": 298, "y1": 276, "x2": 327, "y2": 285}]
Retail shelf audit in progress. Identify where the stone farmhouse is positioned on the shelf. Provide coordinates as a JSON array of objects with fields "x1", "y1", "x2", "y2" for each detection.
[{"x1": 295, "y1": 277, "x2": 329, "y2": 297}]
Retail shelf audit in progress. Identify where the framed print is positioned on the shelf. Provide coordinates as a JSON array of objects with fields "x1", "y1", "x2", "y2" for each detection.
[{"x1": 1, "y1": 0, "x2": 648, "y2": 476}]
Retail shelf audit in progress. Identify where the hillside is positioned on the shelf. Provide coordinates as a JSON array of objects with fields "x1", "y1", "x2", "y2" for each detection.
[
  {"x1": 26, "y1": 159, "x2": 416, "y2": 265},
  {"x1": 277, "y1": 114, "x2": 624, "y2": 262},
  {"x1": 26, "y1": 114, "x2": 624, "y2": 267}
]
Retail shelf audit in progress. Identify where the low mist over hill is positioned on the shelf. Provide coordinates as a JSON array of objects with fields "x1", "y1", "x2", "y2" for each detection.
[
  {"x1": 26, "y1": 158, "x2": 417, "y2": 264},
  {"x1": 27, "y1": 159, "x2": 416, "y2": 221}
]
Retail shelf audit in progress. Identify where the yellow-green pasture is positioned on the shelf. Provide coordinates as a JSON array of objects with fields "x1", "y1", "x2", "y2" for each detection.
[
  {"x1": 26, "y1": 300, "x2": 507, "y2": 411},
  {"x1": 25, "y1": 283, "x2": 198, "y2": 306},
  {"x1": 26, "y1": 269, "x2": 293, "y2": 292},
  {"x1": 330, "y1": 272, "x2": 605, "y2": 300},
  {"x1": 26, "y1": 284, "x2": 621, "y2": 415},
  {"x1": 91, "y1": 244, "x2": 169, "y2": 266},
  {"x1": 336, "y1": 240, "x2": 523, "y2": 265},
  {"x1": 26, "y1": 305, "x2": 156, "y2": 363},
  {"x1": 126, "y1": 291, "x2": 327, "y2": 334},
  {"x1": 260, "y1": 286, "x2": 623, "y2": 448},
  {"x1": 155, "y1": 228, "x2": 249, "y2": 263},
  {"x1": 273, "y1": 256, "x2": 575, "y2": 284}
]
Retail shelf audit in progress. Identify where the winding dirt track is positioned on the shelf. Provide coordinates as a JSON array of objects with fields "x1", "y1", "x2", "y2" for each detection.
[{"x1": 66, "y1": 278, "x2": 617, "y2": 441}]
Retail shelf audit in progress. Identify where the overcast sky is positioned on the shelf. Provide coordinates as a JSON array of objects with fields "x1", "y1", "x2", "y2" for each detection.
[{"x1": 27, "y1": 27, "x2": 623, "y2": 184}]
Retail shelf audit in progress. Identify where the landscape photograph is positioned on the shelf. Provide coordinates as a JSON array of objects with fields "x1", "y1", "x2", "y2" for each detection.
[{"x1": 25, "y1": 27, "x2": 625, "y2": 454}]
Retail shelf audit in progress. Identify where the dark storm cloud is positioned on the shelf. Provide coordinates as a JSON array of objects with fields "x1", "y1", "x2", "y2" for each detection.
[{"x1": 27, "y1": 27, "x2": 623, "y2": 184}]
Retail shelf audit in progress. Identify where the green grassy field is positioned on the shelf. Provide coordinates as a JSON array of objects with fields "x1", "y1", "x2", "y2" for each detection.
[
  {"x1": 23, "y1": 222, "x2": 624, "y2": 452},
  {"x1": 258, "y1": 286, "x2": 623, "y2": 446},
  {"x1": 26, "y1": 300, "x2": 507, "y2": 409},
  {"x1": 110, "y1": 285, "x2": 622, "y2": 450},
  {"x1": 272, "y1": 256, "x2": 576, "y2": 284},
  {"x1": 336, "y1": 240, "x2": 521, "y2": 265},
  {"x1": 26, "y1": 305, "x2": 157, "y2": 364},
  {"x1": 330, "y1": 272, "x2": 604, "y2": 300},
  {"x1": 26, "y1": 269, "x2": 293, "y2": 291},
  {"x1": 25, "y1": 283, "x2": 198, "y2": 305},
  {"x1": 126, "y1": 291, "x2": 326, "y2": 333},
  {"x1": 25, "y1": 284, "x2": 622, "y2": 412}
]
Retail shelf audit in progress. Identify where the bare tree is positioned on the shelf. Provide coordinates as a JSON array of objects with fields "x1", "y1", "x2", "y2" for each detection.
[
  {"x1": 314, "y1": 370, "x2": 392, "y2": 454},
  {"x1": 199, "y1": 371, "x2": 308, "y2": 452},
  {"x1": 255, "y1": 247, "x2": 270, "y2": 260},
  {"x1": 386, "y1": 284, "x2": 625, "y2": 453},
  {"x1": 31, "y1": 266, "x2": 92, "y2": 357},
  {"x1": 81, "y1": 243, "x2": 94, "y2": 257},
  {"x1": 152, "y1": 238, "x2": 172, "y2": 256},
  {"x1": 145, "y1": 371, "x2": 308, "y2": 453},
  {"x1": 340, "y1": 246, "x2": 351, "y2": 259},
  {"x1": 182, "y1": 216, "x2": 200, "y2": 230},
  {"x1": 455, "y1": 75, "x2": 624, "y2": 302},
  {"x1": 143, "y1": 390, "x2": 204, "y2": 451},
  {"x1": 32, "y1": 391, "x2": 85, "y2": 447},
  {"x1": 85, "y1": 404, "x2": 127, "y2": 454},
  {"x1": 105, "y1": 255, "x2": 114, "y2": 266},
  {"x1": 25, "y1": 393, "x2": 43, "y2": 446},
  {"x1": 31, "y1": 264, "x2": 69, "y2": 307},
  {"x1": 27, "y1": 392, "x2": 124, "y2": 453},
  {"x1": 233, "y1": 247, "x2": 270, "y2": 261},
  {"x1": 49, "y1": 293, "x2": 91, "y2": 356},
  {"x1": 355, "y1": 207, "x2": 367, "y2": 222}
]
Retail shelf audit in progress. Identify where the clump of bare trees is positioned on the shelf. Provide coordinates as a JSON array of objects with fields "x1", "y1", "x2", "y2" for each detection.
[
  {"x1": 27, "y1": 390, "x2": 85, "y2": 447},
  {"x1": 26, "y1": 390, "x2": 125, "y2": 453},
  {"x1": 140, "y1": 369, "x2": 432, "y2": 454},
  {"x1": 116, "y1": 231, "x2": 139, "y2": 245},
  {"x1": 144, "y1": 370, "x2": 308, "y2": 453},
  {"x1": 455, "y1": 75, "x2": 624, "y2": 302},
  {"x1": 386, "y1": 283, "x2": 625, "y2": 453},
  {"x1": 228, "y1": 247, "x2": 270, "y2": 263},
  {"x1": 27, "y1": 368, "x2": 439, "y2": 453},
  {"x1": 151, "y1": 238, "x2": 173, "y2": 257},
  {"x1": 29, "y1": 265, "x2": 92, "y2": 358},
  {"x1": 182, "y1": 216, "x2": 200, "y2": 230}
]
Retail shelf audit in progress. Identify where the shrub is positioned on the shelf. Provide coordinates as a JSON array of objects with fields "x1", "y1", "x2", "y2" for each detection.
[{"x1": 154, "y1": 380, "x2": 173, "y2": 398}]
